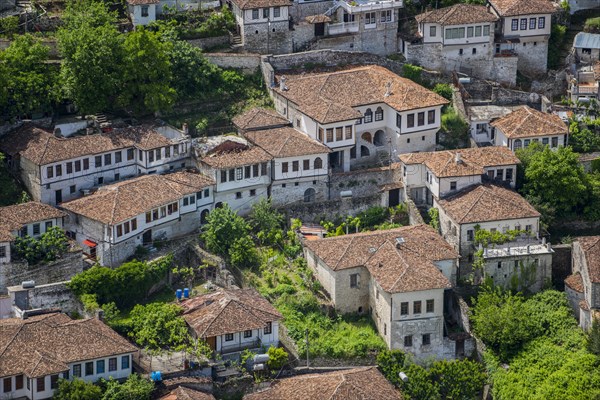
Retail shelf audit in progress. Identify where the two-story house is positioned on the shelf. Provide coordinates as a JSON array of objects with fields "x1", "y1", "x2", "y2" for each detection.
[
  {"x1": 0, "y1": 124, "x2": 191, "y2": 205},
  {"x1": 566, "y1": 236, "x2": 600, "y2": 330},
  {"x1": 487, "y1": 0, "x2": 556, "y2": 74},
  {"x1": 195, "y1": 136, "x2": 272, "y2": 215},
  {"x1": 61, "y1": 171, "x2": 214, "y2": 267},
  {"x1": 181, "y1": 288, "x2": 282, "y2": 358},
  {"x1": 435, "y1": 183, "x2": 542, "y2": 279},
  {"x1": 271, "y1": 65, "x2": 448, "y2": 172},
  {"x1": 127, "y1": 0, "x2": 158, "y2": 26},
  {"x1": 0, "y1": 311, "x2": 137, "y2": 400},
  {"x1": 303, "y1": 225, "x2": 467, "y2": 359},
  {"x1": 400, "y1": 146, "x2": 520, "y2": 206},
  {"x1": 0, "y1": 202, "x2": 66, "y2": 265},
  {"x1": 491, "y1": 106, "x2": 569, "y2": 151}
]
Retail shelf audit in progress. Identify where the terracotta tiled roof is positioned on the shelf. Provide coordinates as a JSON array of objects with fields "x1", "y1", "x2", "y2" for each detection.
[
  {"x1": 244, "y1": 127, "x2": 331, "y2": 158},
  {"x1": 233, "y1": 108, "x2": 291, "y2": 131},
  {"x1": 580, "y1": 299, "x2": 590, "y2": 311},
  {"x1": 0, "y1": 202, "x2": 66, "y2": 242},
  {"x1": 416, "y1": 4, "x2": 497, "y2": 25},
  {"x1": 181, "y1": 289, "x2": 282, "y2": 338},
  {"x1": 400, "y1": 146, "x2": 519, "y2": 178},
  {"x1": 490, "y1": 106, "x2": 568, "y2": 139},
  {"x1": 594, "y1": 62, "x2": 600, "y2": 81},
  {"x1": 0, "y1": 124, "x2": 179, "y2": 166},
  {"x1": 0, "y1": 312, "x2": 137, "y2": 379},
  {"x1": 365, "y1": 240, "x2": 451, "y2": 293},
  {"x1": 437, "y1": 184, "x2": 540, "y2": 224},
  {"x1": 304, "y1": 225, "x2": 458, "y2": 271},
  {"x1": 160, "y1": 387, "x2": 216, "y2": 400},
  {"x1": 488, "y1": 0, "x2": 557, "y2": 16},
  {"x1": 306, "y1": 14, "x2": 331, "y2": 24},
  {"x1": 274, "y1": 66, "x2": 448, "y2": 124},
  {"x1": 243, "y1": 367, "x2": 403, "y2": 400},
  {"x1": 576, "y1": 236, "x2": 600, "y2": 284},
  {"x1": 379, "y1": 181, "x2": 404, "y2": 192},
  {"x1": 60, "y1": 171, "x2": 214, "y2": 225},
  {"x1": 564, "y1": 273, "x2": 584, "y2": 293},
  {"x1": 199, "y1": 144, "x2": 272, "y2": 169},
  {"x1": 231, "y1": 0, "x2": 291, "y2": 10}
]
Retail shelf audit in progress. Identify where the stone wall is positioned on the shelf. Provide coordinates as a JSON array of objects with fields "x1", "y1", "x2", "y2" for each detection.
[
  {"x1": 406, "y1": 198, "x2": 425, "y2": 225},
  {"x1": 552, "y1": 244, "x2": 572, "y2": 290},
  {"x1": 186, "y1": 36, "x2": 229, "y2": 51},
  {"x1": 278, "y1": 194, "x2": 381, "y2": 223},
  {"x1": 10, "y1": 281, "x2": 82, "y2": 316},
  {"x1": 204, "y1": 53, "x2": 261, "y2": 73},
  {"x1": 0, "y1": 249, "x2": 84, "y2": 294},
  {"x1": 243, "y1": 20, "x2": 293, "y2": 54},
  {"x1": 568, "y1": 0, "x2": 600, "y2": 14},
  {"x1": 516, "y1": 40, "x2": 548, "y2": 76},
  {"x1": 329, "y1": 166, "x2": 398, "y2": 200},
  {"x1": 289, "y1": 0, "x2": 333, "y2": 21}
]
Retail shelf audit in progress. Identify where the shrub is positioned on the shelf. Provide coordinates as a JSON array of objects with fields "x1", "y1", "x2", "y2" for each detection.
[
  {"x1": 128, "y1": 302, "x2": 190, "y2": 350},
  {"x1": 14, "y1": 226, "x2": 69, "y2": 264},
  {"x1": 267, "y1": 346, "x2": 288, "y2": 371},
  {"x1": 584, "y1": 17, "x2": 600, "y2": 33},
  {"x1": 53, "y1": 379, "x2": 102, "y2": 400},
  {"x1": 0, "y1": 16, "x2": 19, "y2": 38},
  {"x1": 433, "y1": 83, "x2": 453, "y2": 101},
  {"x1": 402, "y1": 63, "x2": 423, "y2": 85}
]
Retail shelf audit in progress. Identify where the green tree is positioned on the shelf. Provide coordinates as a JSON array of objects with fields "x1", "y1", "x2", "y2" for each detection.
[
  {"x1": 57, "y1": 0, "x2": 124, "y2": 114},
  {"x1": 429, "y1": 359, "x2": 486, "y2": 400},
  {"x1": 119, "y1": 28, "x2": 175, "y2": 114},
  {"x1": 53, "y1": 378, "x2": 103, "y2": 400},
  {"x1": 101, "y1": 374, "x2": 154, "y2": 400},
  {"x1": 587, "y1": 319, "x2": 600, "y2": 356},
  {"x1": 571, "y1": 127, "x2": 600, "y2": 153},
  {"x1": 266, "y1": 346, "x2": 288, "y2": 371},
  {"x1": 250, "y1": 198, "x2": 284, "y2": 246},
  {"x1": 433, "y1": 83, "x2": 453, "y2": 101},
  {"x1": 401, "y1": 364, "x2": 441, "y2": 400},
  {"x1": 14, "y1": 226, "x2": 69, "y2": 264},
  {"x1": 230, "y1": 235, "x2": 260, "y2": 268},
  {"x1": 128, "y1": 302, "x2": 190, "y2": 350},
  {"x1": 1, "y1": 34, "x2": 57, "y2": 118},
  {"x1": 522, "y1": 146, "x2": 589, "y2": 216},
  {"x1": 203, "y1": 203, "x2": 250, "y2": 256},
  {"x1": 376, "y1": 349, "x2": 407, "y2": 387}
]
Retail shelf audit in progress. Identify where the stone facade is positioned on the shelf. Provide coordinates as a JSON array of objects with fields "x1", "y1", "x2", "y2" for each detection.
[
  {"x1": 204, "y1": 53, "x2": 262, "y2": 73},
  {"x1": 243, "y1": 19, "x2": 293, "y2": 54},
  {"x1": 9, "y1": 281, "x2": 82, "y2": 316},
  {"x1": 270, "y1": 176, "x2": 329, "y2": 206},
  {"x1": 186, "y1": 36, "x2": 230, "y2": 51},
  {"x1": 278, "y1": 194, "x2": 381, "y2": 224}
]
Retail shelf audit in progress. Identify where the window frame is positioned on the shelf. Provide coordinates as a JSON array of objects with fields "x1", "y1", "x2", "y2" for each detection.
[{"x1": 511, "y1": 19, "x2": 518, "y2": 31}]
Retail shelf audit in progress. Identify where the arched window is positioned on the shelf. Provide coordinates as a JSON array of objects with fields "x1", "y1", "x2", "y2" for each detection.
[
  {"x1": 215, "y1": 202, "x2": 223, "y2": 209},
  {"x1": 513, "y1": 139, "x2": 522, "y2": 150},
  {"x1": 374, "y1": 130, "x2": 386, "y2": 146},
  {"x1": 375, "y1": 107, "x2": 384, "y2": 121},
  {"x1": 201, "y1": 209, "x2": 209, "y2": 224},
  {"x1": 304, "y1": 188, "x2": 316, "y2": 203},
  {"x1": 361, "y1": 146, "x2": 370, "y2": 157},
  {"x1": 314, "y1": 157, "x2": 323, "y2": 169},
  {"x1": 361, "y1": 132, "x2": 372, "y2": 143},
  {"x1": 364, "y1": 108, "x2": 373, "y2": 123}
]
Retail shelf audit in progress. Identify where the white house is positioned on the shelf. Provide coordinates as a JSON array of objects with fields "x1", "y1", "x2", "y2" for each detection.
[
  {"x1": 491, "y1": 106, "x2": 569, "y2": 151},
  {"x1": 181, "y1": 288, "x2": 282, "y2": 357},
  {"x1": 0, "y1": 311, "x2": 137, "y2": 400},
  {"x1": 565, "y1": 236, "x2": 600, "y2": 330},
  {"x1": 567, "y1": 62, "x2": 600, "y2": 103},
  {"x1": 303, "y1": 225, "x2": 469, "y2": 359},
  {"x1": 60, "y1": 171, "x2": 214, "y2": 267},
  {"x1": 0, "y1": 202, "x2": 66, "y2": 265},
  {"x1": 466, "y1": 104, "x2": 518, "y2": 145},
  {"x1": 195, "y1": 136, "x2": 272, "y2": 215},
  {"x1": 0, "y1": 124, "x2": 192, "y2": 206},
  {"x1": 399, "y1": 146, "x2": 520, "y2": 206},
  {"x1": 127, "y1": 0, "x2": 158, "y2": 26},
  {"x1": 573, "y1": 32, "x2": 600, "y2": 64},
  {"x1": 271, "y1": 65, "x2": 449, "y2": 172},
  {"x1": 487, "y1": 0, "x2": 556, "y2": 74}
]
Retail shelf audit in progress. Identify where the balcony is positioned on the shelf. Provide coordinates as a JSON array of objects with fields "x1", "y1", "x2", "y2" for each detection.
[
  {"x1": 328, "y1": 21, "x2": 359, "y2": 35},
  {"x1": 336, "y1": 0, "x2": 402, "y2": 13}
]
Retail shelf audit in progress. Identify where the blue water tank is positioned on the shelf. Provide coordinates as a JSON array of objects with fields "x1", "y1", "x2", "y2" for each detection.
[
  {"x1": 176, "y1": 289, "x2": 183, "y2": 300},
  {"x1": 150, "y1": 371, "x2": 162, "y2": 382},
  {"x1": 183, "y1": 288, "x2": 190, "y2": 298}
]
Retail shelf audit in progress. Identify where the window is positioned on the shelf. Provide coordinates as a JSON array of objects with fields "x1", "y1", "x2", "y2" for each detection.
[
  {"x1": 551, "y1": 137, "x2": 558, "y2": 147},
  {"x1": 407, "y1": 114, "x2": 415, "y2": 128},
  {"x1": 375, "y1": 107, "x2": 384, "y2": 121},
  {"x1": 252, "y1": 9, "x2": 259, "y2": 19},
  {"x1": 467, "y1": 26, "x2": 474, "y2": 37},
  {"x1": 236, "y1": 168, "x2": 243, "y2": 180},
  {"x1": 303, "y1": 159, "x2": 310, "y2": 170},
  {"x1": 3, "y1": 377, "x2": 11, "y2": 393},
  {"x1": 66, "y1": 162, "x2": 73, "y2": 174},
  {"x1": 513, "y1": 139, "x2": 522, "y2": 150},
  {"x1": 428, "y1": 110, "x2": 435, "y2": 124},
  {"x1": 459, "y1": 48, "x2": 464, "y2": 55},
  {"x1": 318, "y1": 127, "x2": 324, "y2": 142},
  {"x1": 525, "y1": 224, "x2": 532, "y2": 233},
  {"x1": 426, "y1": 299, "x2": 434, "y2": 313},
  {"x1": 250, "y1": 189, "x2": 256, "y2": 196},
  {"x1": 326, "y1": 128, "x2": 334, "y2": 142},
  {"x1": 15, "y1": 375, "x2": 23, "y2": 390},
  {"x1": 36, "y1": 378, "x2": 45, "y2": 393},
  {"x1": 450, "y1": 181, "x2": 457, "y2": 191},
  {"x1": 236, "y1": 192, "x2": 242, "y2": 199},
  {"x1": 95, "y1": 155, "x2": 102, "y2": 168},
  {"x1": 47, "y1": 166, "x2": 54, "y2": 178},
  {"x1": 122, "y1": 355, "x2": 130, "y2": 369},
  {"x1": 263, "y1": 7, "x2": 269, "y2": 18},
  {"x1": 292, "y1": 160, "x2": 299, "y2": 172},
  {"x1": 56, "y1": 164, "x2": 62, "y2": 177},
  {"x1": 109, "y1": 358, "x2": 117, "y2": 371},
  {"x1": 511, "y1": 19, "x2": 518, "y2": 31},
  {"x1": 364, "y1": 108, "x2": 373, "y2": 123},
  {"x1": 345, "y1": 125, "x2": 352, "y2": 140},
  {"x1": 520, "y1": 18, "x2": 527, "y2": 30},
  {"x1": 244, "y1": 330, "x2": 253, "y2": 338},
  {"x1": 73, "y1": 364, "x2": 81, "y2": 377},
  {"x1": 445, "y1": 27, "x2": 465, "y2": 39},
  {"x1": 467, "y1": 229, "x2": 474, "y2": 241},
  {"x1": 422, "y1": 333, "x2": 431, "y2": 346},
  {"x1": 127, "y1": 148, "x2": 134, "y2": 160},
  {"x1": 70, "y1": 184, "x2": 76, "y2": 194},
  {"x1": 400, "y1": 302, "x2": 409, "y2": 315},
  {"x1": 32, "y1": 223, "x2": 40, "y2": 236},
  {"x1": 314, "y1": 157, "x2": 323, "y2": 169},
  {"x1": 350, "y1": 273, "x2": 359, "y2": 288},
  {"x1": 104, "y1": 153, "x2": 112, "y2": 166},
  {"x1": 225, "y1": 333, "x2": 234, "y2": 341},
  {"x1": 381, "y1": 10, "x2": 391, "y2": 22},
  {"x1": 228, "y1": 169, "x2": 235, "y2": 181},
  {"x1": 75, "y1": 160, "x2": 82, "y2": 172},
  {"x1": 204, "y1": 188, "x2": 210, "y2": 198},
  {"x1": 20, "y1": 226, "x2": 27, "y2": 237},
  {"x1": 524, "y1": 139, "x2": 530, "y2": 147},
  {"x1": 474, "y1": 25, "x2": 482, "y2": 37},
  {"x1": 472, "y1": 48, "x2": 477, "y2": 55},
  {"x1": 50, "y1": 375, "x2": 59, "y2": 389},
  {"x1": 430, "y1": 25, "x2": 436, "y2": 37},
  {"x1": 245, "y1": 165, "x2": 251, "y2": 179},
  {"x1": 264, "y1": 321, "x2": 272, "y2": 334},
  {"x1": 396, "y1": 113, "x2": 401, "y2": 128},
  {"x1": 538, "y1": 17, "x2": 545, "y2": 29},
  {"x1": 414, "y1": 301, "x2": 422, "y2": 314},
  {"x1": 117, "y1": 225, "x2": 123, "y2": 237},
  {"x1": 483, "y1": 25, "x2": 489, "y2": 35},
  {"x1": 528, "y1": 17, "x2": 536, "y2": 30},
  {"x1": 542, "y1": 137, "x2": 549, "y2": 145},
  {"x1": 296, "y1": 118, "x2": 301, "y2": 128},
  {"x1": 335, "y1": 127, "x2": 342, "y2": 141},
  {"x1": 282, "y1": 162, "x2": 288, "y2": 173},
  {"x1": 273, "y1": 6, "x2": 280, "y2": 17},
  {"x1": 85, "y1": 361, "x2": 93, "y2": 376},
  {"x1": 0, "y1": 246, "x2": 5, "y2": 259},
  {"x1": 365, "y1": 12, "x2": 376, "y2": 25},
  {"x1": 155, "y1": 149, "x2": 162, "y2": 161},
  {"x1": 261, "y1": 162, "x2": 268, "y2": 176},
  {"x1": 141, "y1": 5, "x2": 149, "y2": 16},
  {"x1": 417, "y1": 112, "x2": 425, "y2": 126},
  {"x1": 83, "y1": 158, "x2": 89, "y2": 170},
  {"x1": 404, "y1": 335, "x2": 413, "y2": 347}
]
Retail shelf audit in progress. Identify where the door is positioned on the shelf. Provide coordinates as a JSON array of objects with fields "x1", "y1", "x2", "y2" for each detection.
[
  {"x1": 55, "y1": 189, "x2": 62, "y2": 204},
  {"x1": 315, "y1": 22, "x2": 325, "y2": 36},
  {"x1": 207, "y1": 336, "x2": 217, "y2": 351},
  {"x1": 142, "y1": 230, "x2": 152, "y2": 245},
  {"x1": 389, "y1": 189, "x2": 400, "y2": 207}
]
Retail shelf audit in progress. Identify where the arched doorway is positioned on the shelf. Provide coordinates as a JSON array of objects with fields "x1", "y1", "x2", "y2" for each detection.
[
  {"x1": 201, "y1": 209, "x2": 209, "y2": 224},
  {"x1": 304, "y1": 188, "x2": 316, "y2": 203},
  {"x1": 374, "y1": 130, "x2": 386, "y2": 146},
  {"x1": 361, "y1": 146, "x2": 370, "y2": 157}
]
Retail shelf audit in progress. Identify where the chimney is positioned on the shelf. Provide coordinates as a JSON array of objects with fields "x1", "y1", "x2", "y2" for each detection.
[
  {"x1": 53, "y1": 128, "x2": 63, "y2": 138},
  {"x1": 279, "y1": 76, "x2": 288, "y2": 91},
  {"x1": 182, "y1": 123, "x2": 189, "y2": 135},
  {"x1": 454, "y1": 152, "x2": 462, "y2": 163},
  {"x1": 384, "y1": 81, "x2": 393, "y2": 97},
  {"x1": 547, "y1": 242, "x2": 552, "y2": 252},
  {"x1": 395, "y1": 237, "x2": 405, "y2": 248},
  {"x1": 95, "y1": 309, "x2": 105, "y2": 322}
]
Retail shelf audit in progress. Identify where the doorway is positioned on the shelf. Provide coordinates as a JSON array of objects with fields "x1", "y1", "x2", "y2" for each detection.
[
  {"x1": 55, "y1": 189, "x2": 62, "y2": 204},
  {"x1": 389, "y1": 189, "x2": 400, "y2": 207},
  {"x1": 315, "y1": 22, "x2": 325, "y2": 36},
  {"x1": 142, "y1": 230, "x2": 152, "y2": 245}
]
